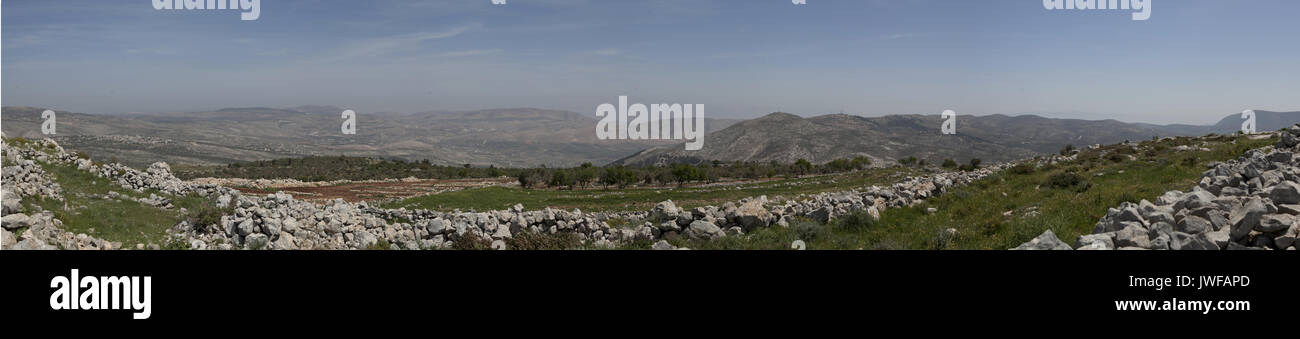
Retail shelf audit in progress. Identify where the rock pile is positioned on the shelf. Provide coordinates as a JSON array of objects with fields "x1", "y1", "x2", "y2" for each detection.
[
  {"x1": 1018, "y1": 129, "x2": 1300, "y2": 251},
  {"x1": 2, "y1": 139, "x2": 65, "y2": 202},
  {"x1": 1, "y1": 137, "x2": 118, "y2": 249}
]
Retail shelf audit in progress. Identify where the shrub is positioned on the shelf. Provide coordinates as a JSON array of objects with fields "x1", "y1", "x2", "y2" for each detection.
[
  {"x1": 1059, "y1": 144, "x2": 1076, "y2": 156},
  {"x1": 793, "y1": 220, "x2": 827, "y2": 241},
  {"x1": 931, "y1": 228, "x2": 958, "y2": 250},
  {"x1": 507, "y1": 232, "x2": 582, "y2": 250},
  {"x1": 451, "y1": 236, "x2": 493, "y2": 250},
  {"x1": 835, "y1": 210, "x2": 877, "y2": 232},
  {"x1": 162, "y1": 238, "x2": 192, "y2": 250},
  {"x1": 1046, "y1": 172, "x2": 1084, "y2": 189},
  {"x1": 367, "y1": 239, "x2": 392, "y2": 250},
  {"x1": 957, "y1": 158, "x2": 983, "y2": 172},
  {"x1": 941, "y1": 159, "x2": 958, "y2": 168},
  {"x1": 186, "y1": 205, "x2": 232, "y2": 234},
  {"x1": 1007, "y1": 163, "x2": 1035, "y2": 175}
]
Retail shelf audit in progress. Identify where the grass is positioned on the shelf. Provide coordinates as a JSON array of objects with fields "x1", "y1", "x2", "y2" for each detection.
[
  {"x1": 26, "y1": 197, "x2": 183, "y2": 248},
  {"x1": 18, "y1": 158, "x2": 225, "y2": 248},
  {"x1": 383, "y1": 167, "x2": 920, "y2": 212},
  {"x1": 651, "y1": 135, "x2": 1275, "y2": 250}
]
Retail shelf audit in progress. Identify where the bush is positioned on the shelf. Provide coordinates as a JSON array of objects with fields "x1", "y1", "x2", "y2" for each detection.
[
  {"x1": 835, "y1": 210, "x2": 877, "y2": 232},
  {"x1": 1059, "y1": 144, "x2": 1076, "y2": 156},
  {"x1": 1007, "y1": 163, "x2": 1035, "y2": 175},
  {"x1": 162, "y1": 238, "x2": 192, "y2": 250},
  {"x1": 957, "y1": 158, "x2": 983, "y2": 172},
  {"x1": 931, "y1": 228, "x2": 958, "y2": 250},
  {"x1": 793, "y1": 220, "x2": 827, "y2": 241},
  {"x1": 507, "y1": 232, "x2": 582, "y2": 250},
  {"x1": 367, "y1": 239, "x2": 392, "y2": 250},
  {"x1": 451, "y1": 236, "x2": 493, "y2": 250},
  {"x1": 186, "y1": 205, "x2": 232, "y2": 234},
  {"x1": 941, "y1": 159, "x2": 958, "y2": 168},
  {"x1": 1046, "y1": 172, "x2": 1084, "y2": 189}
]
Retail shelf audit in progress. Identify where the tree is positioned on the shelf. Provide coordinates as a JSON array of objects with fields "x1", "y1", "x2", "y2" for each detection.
[
  {"x1": 794, "y1": 159, "x2": 813, "y2": 176},
  {"x1": 517, "y1": 170, "x2": 536, "y2": 188},
  {"x1": 574, "y1": 167, "x2": 596, "y2": 188},
  {"x1": 1059, "y1": 144, "x2": 1076, "y2": 156},
  {"x1": 601, "y1": 167, "x2": 620, "y2": 189},
  {"x1": 549, "y1": 170, "x2": 573, "y2": 189},
  {"x1": 616, "y1": 166, "x2": 637, "y2": 188},
  {"x1": 671, "y1": 164, "x2": 702, "y2": 187},
  {"x1": 851, "y1": 156, "x2": 871, "y2": 170}
]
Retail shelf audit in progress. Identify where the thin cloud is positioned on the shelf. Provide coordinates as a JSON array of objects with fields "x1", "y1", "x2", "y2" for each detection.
[
  {"x1": 431, "y1": 49, "x2": 503, "y2": 58},
  {"x1": 877, "y1": 32, "x2": 936, "y2": 41},
  {"x1": 318, "y1": 23, "x2": 482, "y2": 63}
]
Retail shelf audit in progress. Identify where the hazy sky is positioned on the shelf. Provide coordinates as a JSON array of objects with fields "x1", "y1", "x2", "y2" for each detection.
[{"x1": 2, "y1": 0, "x2": 1297, "y2": 124}]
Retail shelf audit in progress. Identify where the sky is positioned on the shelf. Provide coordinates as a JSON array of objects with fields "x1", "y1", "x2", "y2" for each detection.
[{"x1": 2, "y1": 0, "x2": 1297, "y2": 124}]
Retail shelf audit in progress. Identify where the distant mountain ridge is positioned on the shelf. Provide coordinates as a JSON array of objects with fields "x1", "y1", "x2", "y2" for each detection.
[
  {"x1": 612, "y1": 110, "x2": 1300, "y2": 166},
  {"x1": 0, "y1": 106, "x2": 736, "y2": 168},
  {"x1": 4, "y1": 105, "x2": 1294, "y2": 169}
]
